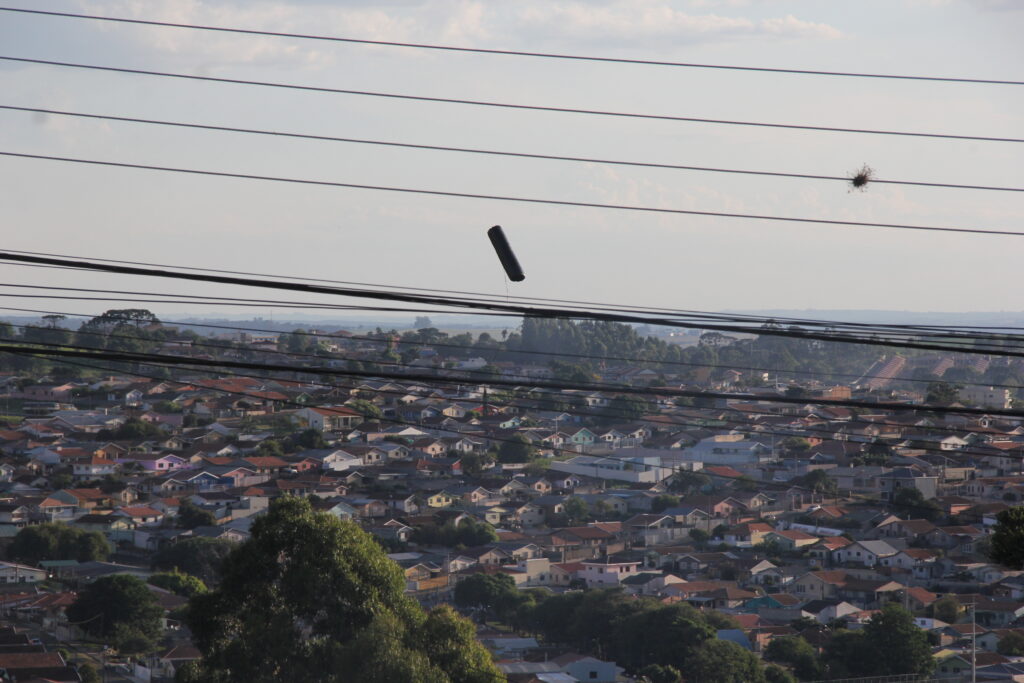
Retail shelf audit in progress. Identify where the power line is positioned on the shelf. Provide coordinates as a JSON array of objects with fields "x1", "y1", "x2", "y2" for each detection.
[
  {"x1": 2, "y1": 6, "x2": 1020, "y2": 87},
  {"x1": 7, "y1": 301, "x2": 1024, "y2": 393},
  {"x1": 10, "y1": 249, "x2": 1024, "y2": 341},
  {"x1": 0, "y1": 282, "x2": 522, "y2": 317},
  {"x1": 2, "y1": 56, "x2": 1021, "y2": 144},
  {"x1": 9, "y1": 250, "x2": 1024, "y2": 362},
  {"x1": 3, "y1": 105, "x2": 1019, "y2": 194},
  {"x1": 13, "y1": 342, "x2": 1024, "y2": 474},
  {"x1": 9, "y1": 273, "x2": 1024, "y2": 351},
  {"x1": 8, "y1": 312, "x2": 1024, "y2": 445},
  {"x1": 6, "y1": 339, "x2": 1024, "y2": 419},
  {"x1": 0, "y1": 331, "x2": 1004, "y2": 463},
  {"x1": 3, "y1": 151, "x2": 1022, "y2": 241}
]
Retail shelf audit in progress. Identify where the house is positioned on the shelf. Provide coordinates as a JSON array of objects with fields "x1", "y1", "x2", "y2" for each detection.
[
  {"x1": 808, "y1": 537, "x2": 852, "y2": 567},
  {"x1": 293, "y1": 406, "x2": 363, "y2": 432},
  {"x1": 550, "y1": 654, "x2": 622, "y2": 683},
  {"x1": 832, "y1": 540, "x2": 899, "y2": 568},
  {"x1": 724, "y1": 522, "x2": 774, "y2": 547},
  {"x1": 0, "y1": 561, "x2": 48, "y2": 584},
  {"x1": 791, "y1": 571, "x2": 849, "y2": 600},
  {"x1": 71, "y1": 455, "x2": 119, "y2": 481},
  {"x1": 766, "y1": 529, "x2": 818, "y2": 551},
  {"x1": 579, "y1": 555, "x2": 643, "y2": 587},
  {"x1": 878, "y1": 467, "x2": 939, "y2": 500}
]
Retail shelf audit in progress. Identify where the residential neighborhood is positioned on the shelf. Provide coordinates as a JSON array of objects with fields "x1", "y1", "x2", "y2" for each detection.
[{"x1": 0, "y1": 313, "x2": 1023, "y2": 681}]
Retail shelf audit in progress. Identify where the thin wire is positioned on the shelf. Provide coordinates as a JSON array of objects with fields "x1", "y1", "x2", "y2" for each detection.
[
  {"x1": 19, "y1": 349, "x2": 1020, "y2": 516},
  {"x1": 10, "y1": 249, "x2": 1024, "y2": 337},
  {"x1": 8, "y1": 250, "x2": 1024, "y2": 360},
  {"x1": 6, "y1": 303, "x2": 1024, "y2": 393},
  {"x1": 10, "y1": 251, "x2": 1024, "y2": 359},
  {"x1": 6, "y1": 339, "x2": 1024, "y2": 419},
  {"x1": 8, "y1": 323, "x2": 1002, "y2": 456},
  {"x1": 2, "y1": 56, "x2": 1020, "y2": 144},
  {"x1": 3, "y1": 105, "x2": 1018, "y2": 194},
  {"x1": 2, "y1": 7, "x2": 1020, "y2": 87},
  {"x1": 3, "y1": 151, "x2": 1022, "y2": 240},
  {"x1": 12, "y1": 340, "x2": 1024, "y2": 466}
]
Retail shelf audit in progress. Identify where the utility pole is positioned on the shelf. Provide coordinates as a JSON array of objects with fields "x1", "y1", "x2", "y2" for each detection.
[{"x1": 971, "y1": 602, "x2": 977, "y2": 683}]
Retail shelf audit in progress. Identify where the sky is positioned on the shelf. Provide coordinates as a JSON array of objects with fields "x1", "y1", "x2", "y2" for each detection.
[{"x1": 0, "y1": 0, "x2": 1022, "y2": 325}]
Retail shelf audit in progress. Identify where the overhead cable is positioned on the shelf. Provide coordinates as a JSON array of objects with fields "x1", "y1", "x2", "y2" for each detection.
[
  {"x1": 6, "y1": 303, "x2": 1024, "y2": 393},
  {"x1": 2, "y1": 152, "x2": 1021, "y2": 240},
  {"x1": 5, "y1": 340, "x2": 1024, "y2": 419},
  {"x1": 6, "y1": 250, "x2": 1024, "y2": 360},
  {"x1": 2, "y1": 56, "x2": 1020, "y2": 144},
  {"x1": 3, "y1": 105, "x2": 1018, "y2": 194},
  {"x1": 2, "y1": 7, "x2": 1020, "y2": 86}
]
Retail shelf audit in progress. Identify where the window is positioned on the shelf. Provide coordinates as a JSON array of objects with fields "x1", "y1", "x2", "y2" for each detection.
[{"x1": 589, "y1": 673, "x2": 598, "y2": 680}]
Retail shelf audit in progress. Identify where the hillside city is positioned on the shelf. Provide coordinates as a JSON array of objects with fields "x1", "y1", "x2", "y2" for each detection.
[{"x1": 0, "y1": 311, "x2": 1021, "y2": 682}]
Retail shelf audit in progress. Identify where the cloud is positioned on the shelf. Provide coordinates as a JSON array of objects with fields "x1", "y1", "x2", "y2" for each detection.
[
  {"x1": 513, "y1": 2, "x2": 841, "y2": 46},
  {"x1": 967, "y1": 0, "x2": 1024, "y2": 10},
  {"x1": 72, "y1": 0, "x2": 490, "y2": 71}
]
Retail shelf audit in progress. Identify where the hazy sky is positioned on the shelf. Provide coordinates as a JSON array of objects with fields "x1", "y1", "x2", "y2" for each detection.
[{"x1": 0, "y1": 0, "x2": 1022, "y2": 324}]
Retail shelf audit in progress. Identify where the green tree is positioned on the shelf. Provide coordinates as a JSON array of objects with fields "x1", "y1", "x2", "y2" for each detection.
[
  {"x1": 689, "y1": 528, "x2": 710, "y2": 548},
  {"x1": 892, "y1": 487, "x2": 942, "y2": 521},
  {"x1": 925, "y1": 381, "x2": 960, "y2": 405},
  {"x1": 638, "y1": 663, "x2": 682, "y2": 683},
  {"x1": 184, "y1": 497, "x2": 501, "y2": 682},
  {"x1": 764, "y1": 636, "x2": 820, "y2": 680},
  {"x1": 296, "y1": 428, "x2": 327, "y2": 450},
  {"x1": 671, "y1": 470, "x2": 710, "y2": 495},
  {"x1": 177, "y1": 500, "x2": 217, "y2": 530},
  {"x1": 8, "y1": 523, "x2": 111, "y2": 564},
  {"x1": 764, "y1": 664, "x2": 797, "y2": 683},
  {"x1": 149, "y1": 569, "x2": 208, "y2": 598},
  {"x1": 256, "y1": 439, "x2": 285, "y2": 458},
  {"x1": 564, "y1": 496, "x2": 589, "y2": 525},
  {"x1": 601, "y1": 395, "x2": 654, "y2": 423},
  {"x1": 453, "y1": 573, "x2": 517, "y2": 613},
  {"x1": 347, "y1": 399, "x2": 383, "y2": 420},
  {"x1": 931, "y1": 595, "x2": 960, "y2": 623},
  {"x1": 109, "y1": 418, "x2": 162, "y2": 440},
  {"x1": 49, "y1": 473, "x2": 73, "y2": 490},
  {"x1": 651, "y1": 495, "x2": 680, "y2": 513},
  {"x1": 497, "y1": 434, "x2": 536, "y2": 463},
  {"x1": 862, "y1": 604, "x2": 935, "y2": 676},
  {"x1": 797, "y1": 469, "x2": 837, "y2": 495},
  {"x1": 152, "y1": 537, "x2": 236, "y2": 584},
  {"x1": 78, "y1": 662, "x2": 101, "y2": 683},
  {"x1": 686, "y1": 639, "x2": 766, "y2": 683},
  {"x1": 998, "y1": 630, "x2": 1024, "y2": 656},
  {"x1": 990, "y1": 506, "x2": 1024, "y2": 569},
  {"x1": 66, "y1": 575, "x2": 163, "y2": 652},
  {"x1": 823, "y1": 605, "x2": 934, "y2": 678},
  {"x1": 459, "y1": 451, "x2": 494, "y2": 477}
]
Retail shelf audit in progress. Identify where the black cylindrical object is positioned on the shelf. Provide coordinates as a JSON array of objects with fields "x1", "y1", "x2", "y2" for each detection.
[{"x1": 487, "y1": 225, "x2": 525, "y2": 282}]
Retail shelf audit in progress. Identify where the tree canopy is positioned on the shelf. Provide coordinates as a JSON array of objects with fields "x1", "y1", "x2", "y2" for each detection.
[
  {"x1": 497, "y1": 434, "x2": 537, "y2": 463},
  {"x1": 66, "y1": 574, "x2": 163, "y2": 653},
  {"x1": 184, "y1": 496, "x2": 501, "y2": 682},
  {"x1": 149, "y1": 569, "x2": 208, "y2": 598},
  {"x1": 177, "y1": 500, "x2": 218, "y2": 530},
  {"x1": 822, "y1": 605, "x2": 934, "y2": 678},
  {"x1": 990, "y1": 506, "x2": 1024, "y2": 569},
  {"x1": 8, "y1": 523, "x2": 111, "y2": 564},
  {"x1": 152, "y1": 537, "x2": 236, "y2": 585}
]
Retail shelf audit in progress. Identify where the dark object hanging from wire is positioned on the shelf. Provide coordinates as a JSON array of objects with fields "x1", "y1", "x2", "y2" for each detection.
[{"x1": 487, "y1": 225, "x2": 525, "y2": 282}]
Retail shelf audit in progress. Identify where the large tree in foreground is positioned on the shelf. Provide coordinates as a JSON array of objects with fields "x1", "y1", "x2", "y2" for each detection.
[
  {"x1": 990, "y1": 506, "x2": 1024, "y2": 569},
  {"x1": 183, "y1": 497, "x2": 500, "y2": 683}
]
